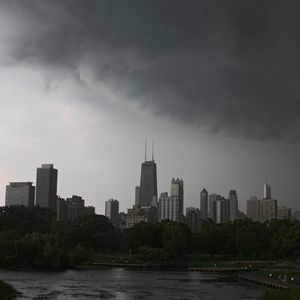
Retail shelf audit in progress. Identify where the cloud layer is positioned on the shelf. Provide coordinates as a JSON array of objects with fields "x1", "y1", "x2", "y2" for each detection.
[{"x1": 1, "y1": 0, "x2": 300, "y2": 141}]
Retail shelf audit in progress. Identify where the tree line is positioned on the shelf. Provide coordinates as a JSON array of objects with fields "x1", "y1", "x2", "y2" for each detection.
[{"x1": 0, "y1": 206, "x2": 299, "y2": 269}]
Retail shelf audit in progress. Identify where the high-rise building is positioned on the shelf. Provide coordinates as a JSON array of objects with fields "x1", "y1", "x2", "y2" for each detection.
[
  {"x1": 208, "y1": 193, "x2": 218, "y2": 222},
  {"x1": 229, "y1": 190, "x2": 238, "y2": 221},
  {"x1": 158, "y1": 192, "x2": 181, "y2": 222},
  {"x1": 5, "y1": 182, "x2": 35, "y2": 207},
  {"x1": 139, "y1": 141, "x2": 157, "y2": 207},
  {"x1": 264, "y1": 184, "x2": 271, "y2": 199},
  {"x1": 105, "y1": 199, "x2": 119, "y2": 226},
  {"x1": 135, "y1": 186, "x2": 140, "y2": 207},
  {"x1": 260, "y1": 198, "x2": 277, "y2": 223},
  {"x1": 247, "y1": 196, "x2": 260, "y2": 222},
  {"x1": 35, "y1": 164, "x2": 58, "y2": 212},
  {"x1": 293, "y1": 211, "x2": 300, "y2": 221},
  {"x1": 186, "y1": 208, "x2": 202, "y2": 233},
  {"x1": 200, "y1": 188, "x2": 208, "y2": 219},
  {"x1": 277, "y1": 206, "x2": 292, "y2": 220},
  {"x1": 171, "y1": 178, "x2": 184, "y2": 221},
  {"x1": 208, "y1": 194, "x2": 229, "y2": 224}
]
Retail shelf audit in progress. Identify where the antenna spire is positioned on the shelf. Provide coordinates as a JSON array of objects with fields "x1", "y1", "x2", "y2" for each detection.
[
  {"x1": 144, "y1": 136, "x2": 147, "y2": 162},
  {"x1": 152, "y1": 138, "x2": 154, "y2": 161}
]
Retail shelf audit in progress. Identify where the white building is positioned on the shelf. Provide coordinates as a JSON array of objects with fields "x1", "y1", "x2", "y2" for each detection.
[{"x1": 158, "y1": 192, "x2": 181, "y2": 222}]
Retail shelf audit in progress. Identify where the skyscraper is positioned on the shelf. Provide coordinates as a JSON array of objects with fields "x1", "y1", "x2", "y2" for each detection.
[
  {"x1": 105, "y1": 199, "x2": 119, "y2": 226},
  {"x1": 264, "y1": 183, "x2": 271, "y2": 199},
  {"x1": 35, "y1": 164, "x2": 58, "y2": 212},
  {"x1": 135, "y1": 186, "x2": 140, "y2": 207},
  {"x1": 171, "y1": 178, "x2": 184, "y2": 221},
  {"x1": 5, "y1": 182, "x2": 35, "y2": 207},
  {"x1": 158, "y1": 192, "x2": 181, "y2": 222},
  {"x1": 138, "y1": 140, "x2": 157, "y2": 207},
  {"x1": 247, "y1": 196, "x2": 260, "y2": 222},
  {"x1": 229, "y1": 190, "x2": 238, "y2": 221},
  {"x1": 260, "y1": 198, "x2": 277, "y2": 223},
  {"x1": 200, "y1": 188, "x2": 208, "y2": 219}
]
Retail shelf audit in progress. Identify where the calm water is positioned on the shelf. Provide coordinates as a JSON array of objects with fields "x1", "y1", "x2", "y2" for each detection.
[{"x1": 0, "y1": 268, "x2": 263, "y2": 300}]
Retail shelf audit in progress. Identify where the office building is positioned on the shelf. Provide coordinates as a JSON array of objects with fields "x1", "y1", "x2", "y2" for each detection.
[
  {"x1": 105, "y1": 199, "x2": 119, "y2": 226},
  {"x1": 260, "y1": 198, "x2": 277, "y2": 223},
  {"x1": 35, "y1": 164, "x2": 58, "y2": 212},
  {"x1": 277, "y1": 206, "x2": 292, "y2": 220},
  {"x1": 5, "y1": 182, "x2": 35, "y2": 207},
  {"x1": 139, "y1": 156, "x2": 157, "y2": 208},
  {"x1": 293, "y1": 211, "x2": 300, "y2": 221},
  {"x1": 229, "y1": 190, "x2": 238, "y2": 221},
  {"x1": 135, "y1": 186, "x2": 140, "y2": 207},
  {"x1": 208, "y1": 193, "x2": 229, "y2": 224},
  {"x1": 171, "y1": 178, "x2": 184, "y2": 221},
  {"x1": 200, "y1": 188, "x2": 208, "y2": 219},
  {"x1": 264, "y1": 184, "x2": 271, "y2": 199},
  {"x1": 247, "y1": 197, "x2": 260, "y2": 222},
  {"x1": 186, "y1": 208, "x2": 202, "y2": 233},
  {"x1": 158, "y1": 192, "x2": 181, "y2": 222}
]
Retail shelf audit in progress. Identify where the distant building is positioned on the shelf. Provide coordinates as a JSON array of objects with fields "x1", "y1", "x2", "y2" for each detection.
[
  {"x1": 200, "y1": 188, "x2": 208, "y2": 219},
  {"x1": 277, "y1": 206, "x2": 292, "y2": 220},
  {"x1": 247, "y1": 196, "x2": 260, "y2": 222},
  {"x1": 135, "y1": 186, "x2": 140, "y2": 207},
  {"x1": 208, "y1": 193, "x2": 229, "y2": 224},
  {"x1": 158, "y1": 192, "x2": 181, "y2": 222},
  {"x1": 56, "y1": 196, "x2": 67, "y2": 221},
  {"x1": 105, "y1": 199, "x2": 119, "y2": 226},
  {"x1": 56, "y1": 195, "x2": 94, "y2": 221},
  {"x1": 293, "y1": 211, "x2": 300, "y2": 221},
  {"x1": 125, "y1": 208, "x2": 148, "y2": 228},
  {"x1": 139, "y1": 160, "x2": 157, "y2": 207},
  {"x1": 260, "y1": 198, "x2": 277, "y2": 223},
  {"x1": 5, "y1": 182, "x2": 35, "y2": 207},
  {"x1": 264, "y1": 184, "x2": 271, "y2": 199},
  {"x1": 171, "y1": 178, "x2": 184, "y2": 221},
  {"x1": 208, "y1": 193, "x2": 219, "y2": 222},
  {"x1": 35, "y1": 164, "x2": 58, "y2": 212},
  {"x1": 229, "y1": 190, "x2": 238, "y2": 221},
  {"x1": 186, "y1": 208, "x2": 202, "y2": 233}
]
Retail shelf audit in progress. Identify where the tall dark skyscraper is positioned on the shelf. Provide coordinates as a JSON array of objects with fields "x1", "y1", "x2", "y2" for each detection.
[
  {"x1": 200, "y1": 188, "x2": 208, "y2": 219},
  {"x1": 138, "y1": 139, "x2": 157, "y2": 207},
  {"x1": 35, "y1": 164, "x2": 58, "y2": 212}
]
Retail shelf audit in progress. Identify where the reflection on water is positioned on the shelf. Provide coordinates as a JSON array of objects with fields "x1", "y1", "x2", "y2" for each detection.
[{"x1": 0, "y1": 268, "x2": 263, "y2": 300}]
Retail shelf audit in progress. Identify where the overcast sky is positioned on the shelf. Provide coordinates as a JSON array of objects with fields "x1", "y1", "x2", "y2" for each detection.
[{"x1": 0, "y1": 0, "x2": 299, "y2": 214}]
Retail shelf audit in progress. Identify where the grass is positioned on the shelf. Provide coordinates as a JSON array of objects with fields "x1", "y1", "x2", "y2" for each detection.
[{"x1": 0, "y1": 280, "x2": 17, "y2": 300}]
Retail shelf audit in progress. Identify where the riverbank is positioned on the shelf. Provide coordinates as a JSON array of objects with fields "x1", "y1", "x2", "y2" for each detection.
[{"x1": 0, "y1": 280, "x2": 17, "y2": 300}]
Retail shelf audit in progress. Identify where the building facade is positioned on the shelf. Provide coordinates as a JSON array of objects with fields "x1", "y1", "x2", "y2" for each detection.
[
  {"x1": 105, "y1": 199, "x2": 119, "y2": 226},
  {"x1": 264, "y1": 184, "x2": 271, "y2": 199},
  {"x1": 229, "y1": 190, "x2": 238, "y2": 221},
  {"x1": 35, "y1": 164, "x2": 58, "y2": 212},
  {"x1": 139, "y1": 160, "x2": 157, "y2": 207},
  {"x1": 260, "y1": 198, "x2": 277, "y2": 223},
  {"x1": 246, "y1": 196, "x2": 261, "y2": 222},
  {"x1": 5, "y1": 182, "x2": 35, "y2": 207},
  {"x1": 277, "y1": 206, "x2": 292, "y2": 220},
  {"x1": 158, "y1": 192, "x2": 181, "y2": 222},
  {"x1": 200, "y1": 188, "x2": 208, "y2": 219},
  {"x1": 170, "y1": 178, "x2": 184, "y2": 221}
]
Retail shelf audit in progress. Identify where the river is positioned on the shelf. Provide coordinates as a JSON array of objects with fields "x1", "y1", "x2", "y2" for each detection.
[{"x1": 0, "y1": 268, "x2": 264, "y2": 299}]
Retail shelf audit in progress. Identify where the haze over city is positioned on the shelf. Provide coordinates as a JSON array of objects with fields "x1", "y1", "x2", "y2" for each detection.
[{"x1": 0, "y1": 1, "x2": 300, "y2": 214}]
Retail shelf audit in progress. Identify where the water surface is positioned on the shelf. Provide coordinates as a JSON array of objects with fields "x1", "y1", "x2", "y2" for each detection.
[{"x1": 0, "y1": 268, "x2": 263, "y2": 299}]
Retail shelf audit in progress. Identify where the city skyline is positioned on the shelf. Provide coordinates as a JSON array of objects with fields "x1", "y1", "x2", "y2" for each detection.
[
  {"x1": 1, "y1": 156, "x2": 297, "y2": 217},
  {"x1": 0, "y1": 1, "x2": 300, "y2": 214}
]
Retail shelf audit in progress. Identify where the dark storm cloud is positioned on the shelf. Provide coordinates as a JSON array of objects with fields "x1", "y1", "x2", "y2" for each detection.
[{"x1": 1, "y1": 0, "x2": 300, "y2": 141}]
